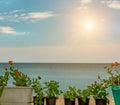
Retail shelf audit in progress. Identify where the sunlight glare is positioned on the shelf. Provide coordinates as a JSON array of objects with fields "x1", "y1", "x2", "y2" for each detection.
[{"x1": 84, "y1": 21, "x2": 94, "y2": 30}]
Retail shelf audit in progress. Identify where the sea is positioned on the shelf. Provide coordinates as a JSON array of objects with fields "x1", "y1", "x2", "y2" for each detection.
[{"x1": 0, "y1": 63, "x2": 111, "y2": 94}]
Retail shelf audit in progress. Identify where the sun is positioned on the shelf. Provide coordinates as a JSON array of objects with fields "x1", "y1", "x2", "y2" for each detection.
[{"x1": 84, "y1": 21, "x2": 94, "y2": 30}]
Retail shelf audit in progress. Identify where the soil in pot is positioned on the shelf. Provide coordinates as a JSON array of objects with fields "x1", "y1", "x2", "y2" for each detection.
[
  {"x1": 64, "y1": 98, "x2": 75, "y2": 105},
  {"x1": 46, "y1": 97, "x2": 56, "y2": 105},
  {"x1": 95, "y1": 99, "x2": 107, "y2": 105},
  {"x1": 78, "y1": 98, "x2": 89, "y2": 105}
]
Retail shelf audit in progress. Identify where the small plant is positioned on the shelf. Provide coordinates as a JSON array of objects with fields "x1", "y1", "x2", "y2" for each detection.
[
  {"x1": 44, "y1": 80, "x2": 62, "y2": 98},
  {"x1": 77, "y1": 87, "x2": 90, "y2": 103},
  {"x1": 32, "y1": 76, "x2": 44, "y2": 105},
  {"x1": 64, "y1": 86, "x2": 77, "y2": 101},
  {"x1": 88, "y1": 81, "x2": 108, "y2": 100}
]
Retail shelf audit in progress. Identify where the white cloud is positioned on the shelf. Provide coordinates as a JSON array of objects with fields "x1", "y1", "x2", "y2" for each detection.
[
  {"x1": 0, "y1": 10, "x2": 55, "y2": 23},
  {"x1": 0, "y1": 16, "x2": 4, "y2": 20},
  {"x1": 80, "y1": 0, "x2": 93, "y2": 4},
  {"x1": 101, "y1": 0, "x2": 120, "y2": 9},
  {"x1": 0, "y1": 26, "x2": 29, "y2": 35},
  {"x1": 27, "y1": 12, "x2": 54, "y2": 19},
  {"x1": 108, "y1": 3, "x2": 120, "y2": 9}
]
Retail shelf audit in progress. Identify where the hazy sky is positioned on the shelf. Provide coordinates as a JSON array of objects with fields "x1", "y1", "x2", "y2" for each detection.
[{"x1": 0, "y1": 0, "x2": 120, "y2": 63}]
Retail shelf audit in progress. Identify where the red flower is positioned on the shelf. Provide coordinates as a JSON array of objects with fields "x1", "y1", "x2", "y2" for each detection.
[
  {"x1": 111, "y1": 62, "x2": 119, "y2": 67},
  {"x1": 16, "y1": 70, "x2": 21, "y2": 75},
  {"x1": 8, "y1": 60, "x2": 13, "y2": 65},
  {"x1": 4, "y1": 66, "x2": 8, "y2": 71},
  {"x1": 111, "y1": 63, "x2": 115, "y2": 67},
  {"x1": 114, "y1": 62, "x2": 119, "y2": 66}
]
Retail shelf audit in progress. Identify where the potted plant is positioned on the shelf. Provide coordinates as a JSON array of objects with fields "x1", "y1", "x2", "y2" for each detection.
[
  {"x1": 63, "y1": 86, "x2": 77, "y2": 105},
  {"x1": 103, "y1": 61, "x2": 120, "y2": 105},
  {"x1": 32, "y1": 76, "x2": 44, "y2": 105},
  {"x1": 88, "y1": 79, "x2": 109, "y2": 105},
  {"x1": 77, "y1": 87, "x2": 90, "y2": 105},
  {"x1": 0, "y1": 60, "x2": 33, "y2": 103},
  {"x1": 44, "y1": 80, "x2": 62, "y2": 105}
]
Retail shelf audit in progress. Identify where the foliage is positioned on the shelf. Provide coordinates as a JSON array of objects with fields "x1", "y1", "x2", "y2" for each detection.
[
  {"x1": 8, "y1": 60, "x2": 31, "y2": 86},
  {"x1": 32, "y1": 76, "x2": 44, "y2": 105},
  {"x1": 103, "y1": 62, "x2": 120, "y2": 87},
  {"x1": 9, "y1": 67, "x2": 31, "y2": 86},
  {"x1": 88, "y1": 81, "x2": 108, "y2": 99},
  {"x1": 64, "y1": 86, "x2": 77, "y2": 101},
  {"x1": 44, "y1": 80, "x2": 62, "y2": 98},
  {"x1": 0, "y1": 66, "x2": 9, "y2": 97},
  {"x1": 77, "y1": 87, "x2": 90, "y2": 102},
  {"x1": 0, "y1": 70, "x2": 9, "y2": 86}
]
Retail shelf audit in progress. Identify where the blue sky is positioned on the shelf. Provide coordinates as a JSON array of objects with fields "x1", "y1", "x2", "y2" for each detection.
[{"x1": 0, "y1": 0, "x2": 120, "y2": 62}]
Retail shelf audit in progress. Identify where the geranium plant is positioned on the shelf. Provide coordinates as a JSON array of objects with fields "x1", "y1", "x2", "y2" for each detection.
[
  {"x1": 104, "y1": 62, "x2": 120, "y2": 87},
  {"x1": 5, "y1": 60, "x2": 31, "y2": 86},
  {"x1": 8, "y1": 60, "x2": 31, "y2": 86}
]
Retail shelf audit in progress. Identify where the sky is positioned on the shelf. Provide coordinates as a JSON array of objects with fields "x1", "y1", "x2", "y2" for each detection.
[{"x1": 0, "y1": 0, "x2": 120, "y2": 63}]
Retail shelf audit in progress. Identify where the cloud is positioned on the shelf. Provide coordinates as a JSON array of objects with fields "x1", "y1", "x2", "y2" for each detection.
[
  {"x1": 108, "y1": 2, "x2": 120, "y2": 9},
  {"x1": 0, "y1": 10, "x2": 55, "y2": 23},
  {"x1": 0, "y1": 26, "x2": 29, "y2": 35},
  {"x1": 0, "y1": 16, "x2": 4, "y2": 20},
  {"x1": 27, "y1": 12, "x2": 54, "y2": 19},
  {"x1": 101, "y1": 0, "x2": 120, "y2": 9},
  {"x1": 80, "y1": 0, "x2": 93, "y2": 4}
]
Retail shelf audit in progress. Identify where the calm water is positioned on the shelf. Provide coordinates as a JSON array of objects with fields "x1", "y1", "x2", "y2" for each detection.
[{"x1": 0, "y1": 63, "x2": 110, "y2": 91}]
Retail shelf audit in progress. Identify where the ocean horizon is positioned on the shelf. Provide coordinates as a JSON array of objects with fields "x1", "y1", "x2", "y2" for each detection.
[{"x1": 0, "y1": 63, "x2": 110, "y2": 92}]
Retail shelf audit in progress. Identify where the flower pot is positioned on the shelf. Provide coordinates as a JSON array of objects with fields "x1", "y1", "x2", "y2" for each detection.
[
  {"x1": 46, "y1": 97, "x2": 56, "y2": 105},
  {"x1": 112, "y1": 85, "x2": 120, "y2": 105},
  {"x1": 0, "y1": 87, "x2": 33, "y2": 103},
  {"x1": 95, "y1": 99, "x2": 107, "y2": 105},
  {"x1": 33, "y1": 96, "x2": 44, "y2": 105},
  {"x1": 78, "y1": 98, "x2": 89, "y2": 105},
  {"x1": 64, "y1": 98, "x2": 75, "y2": 105}
]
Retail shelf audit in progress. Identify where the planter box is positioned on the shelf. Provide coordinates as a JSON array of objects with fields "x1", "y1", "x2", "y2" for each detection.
[
  {"x1": 0, "y1": 103, "x2": 32, "y2": 105},
  {"x1": 112, "y1": 85, "x2": 120, "y2": 105},
  {"x1": 0, "y1": 87, "x2": 33, "y2": 103}
]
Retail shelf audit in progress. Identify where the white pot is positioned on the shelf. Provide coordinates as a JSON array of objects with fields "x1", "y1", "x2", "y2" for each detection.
[{"x1": 0, "y1": 87, "x2": 33, "y2": 103}]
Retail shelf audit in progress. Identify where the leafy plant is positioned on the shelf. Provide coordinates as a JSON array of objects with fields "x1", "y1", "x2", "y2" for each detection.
[
  {"x1": 32, "y1": 76, "x2": 44, "y2": 105},
  {"x1": 88, "y1": 81, "x2": 108, "y2": 99},
  {"x1": 44, "y1": 80, "x2": 62, "y2": 98},
  {"x1": 77, "y1": 87, "x2": 90, "y2": 102},
  {"x1": 64, "y1": 86, "x2": 77, "y2": 101}
]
